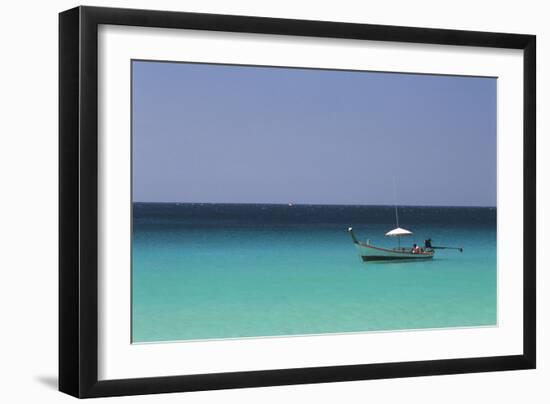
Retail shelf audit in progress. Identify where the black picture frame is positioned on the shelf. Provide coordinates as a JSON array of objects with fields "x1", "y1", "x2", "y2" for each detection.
[{"x1": 59, "y1": 5, "x2": 536, "y2": 398}]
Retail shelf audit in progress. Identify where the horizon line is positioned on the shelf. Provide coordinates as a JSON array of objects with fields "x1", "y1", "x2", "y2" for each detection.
[{"x1": 132, "y1": 201, "x2": 497, "y2": 209}]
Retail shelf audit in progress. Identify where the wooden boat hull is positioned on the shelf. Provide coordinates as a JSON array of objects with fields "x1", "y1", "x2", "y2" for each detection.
[{"x1": 354, "y1": 243, "x2": 434, "y2": 262}]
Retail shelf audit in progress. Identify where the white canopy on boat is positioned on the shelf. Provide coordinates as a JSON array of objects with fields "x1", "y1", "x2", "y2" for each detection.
[{"x1": 385, "y1": 227, "x2": 413, "y2": 237}]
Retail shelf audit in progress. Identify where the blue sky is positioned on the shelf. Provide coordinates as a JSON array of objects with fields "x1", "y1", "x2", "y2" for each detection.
[{"x1": 132, "y1": 60, "x2": 496, "y2": 206}]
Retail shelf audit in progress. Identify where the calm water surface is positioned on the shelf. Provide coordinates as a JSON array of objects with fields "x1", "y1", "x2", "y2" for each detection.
[{"x1": 132, "y1": 203, "x2": 497, "y2": 342}]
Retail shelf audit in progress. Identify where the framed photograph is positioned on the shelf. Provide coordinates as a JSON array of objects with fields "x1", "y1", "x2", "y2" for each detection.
[{"x1": 59, "y1": 6, "x2": 536, "y2": 398}]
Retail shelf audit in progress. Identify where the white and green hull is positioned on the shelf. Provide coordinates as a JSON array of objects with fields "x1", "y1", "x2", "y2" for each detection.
[{"x1": 354, "y1": 243, "x2": 434, "y2": 262}]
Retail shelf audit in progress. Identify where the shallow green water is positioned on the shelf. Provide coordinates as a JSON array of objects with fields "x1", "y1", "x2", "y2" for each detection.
[{"x1": 132, "y1": 203, "x2": 496, "y2": 342}]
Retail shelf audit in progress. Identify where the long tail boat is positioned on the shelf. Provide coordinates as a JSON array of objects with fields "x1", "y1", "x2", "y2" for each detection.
[
  {"x1": 347, "y1": 203, "x2": 462, "y2": 262},
  {"x1": 348, "y1": 226, "x2": 435, "y2": 262}
]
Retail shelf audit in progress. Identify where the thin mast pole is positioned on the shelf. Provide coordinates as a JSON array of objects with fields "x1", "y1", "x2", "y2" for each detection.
[
  {"x1": 393, "y1": 177, "x2": 399, "y2": 227},
  {"x1": 393, "y1": 177, "x2": 401, "y2": 250},
  {"x1": 395, "y1": 204, "x2": 399, "y2": 228}
]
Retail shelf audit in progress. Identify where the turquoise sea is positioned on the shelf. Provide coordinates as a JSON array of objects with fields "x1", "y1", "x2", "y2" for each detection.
[{"x1": 132, "y1": 203, "x2": 496, "y2": 343}]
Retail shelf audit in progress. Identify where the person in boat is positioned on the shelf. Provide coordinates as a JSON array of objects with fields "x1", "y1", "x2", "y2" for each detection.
[
  {"x1": 424, "y1": 238, "x2": 432, "y2": 249},
  {"x1": 412, "y1": 243, "x2": 421, "y2": 254}
]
